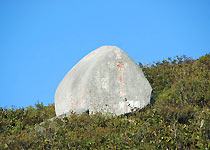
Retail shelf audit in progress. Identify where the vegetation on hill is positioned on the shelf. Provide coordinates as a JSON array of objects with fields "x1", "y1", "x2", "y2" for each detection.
[{"x1": 0, "y1": 54, "x2": 210, "y2": 149}]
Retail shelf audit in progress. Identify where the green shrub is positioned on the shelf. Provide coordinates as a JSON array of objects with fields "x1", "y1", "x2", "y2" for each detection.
[{"x1": 0, "y1": 54, "x2": 209, "y2": 149}]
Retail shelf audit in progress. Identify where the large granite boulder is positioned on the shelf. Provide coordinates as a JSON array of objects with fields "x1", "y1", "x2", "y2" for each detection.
[{"x1": 55, "y1": 46, "x2": 153, "y2": 116}]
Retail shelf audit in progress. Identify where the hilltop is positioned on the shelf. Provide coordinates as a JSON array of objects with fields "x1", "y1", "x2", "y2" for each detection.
[{"x1": 0, "y1": 54, "x2": 210, "y2": 149}]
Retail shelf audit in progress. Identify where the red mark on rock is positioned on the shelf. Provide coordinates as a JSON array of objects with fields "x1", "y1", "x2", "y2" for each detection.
[
  {"x1": 117, "y1": 61, "x2": 125, "y2": 71},
  {"x1": 70, "y1": 95, "x2": 74, "y2": 110},
  {"x1": 120, "y1": 75, "x2": 124, "y2": 83},
  {"x1": 76, "y1": 99, "x2": 86, "y2": 107},
  {"x1": 76, "y1": 100, "x2": 79, "y2": 106}
]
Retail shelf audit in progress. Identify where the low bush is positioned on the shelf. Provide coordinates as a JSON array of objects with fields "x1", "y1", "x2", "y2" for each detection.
[{"x1": 0, "y1": 54, "x2": 209, "y2": 149}]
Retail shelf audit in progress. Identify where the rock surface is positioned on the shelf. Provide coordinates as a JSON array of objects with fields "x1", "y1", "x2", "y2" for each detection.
[{"x1": 55, "y1": 46, "x2": 153, "y2": 116}]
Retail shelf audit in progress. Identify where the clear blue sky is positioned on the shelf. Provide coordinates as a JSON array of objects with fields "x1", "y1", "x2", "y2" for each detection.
[{"x1": 0, "y1": 0, "x2": 209, "y2": 108}]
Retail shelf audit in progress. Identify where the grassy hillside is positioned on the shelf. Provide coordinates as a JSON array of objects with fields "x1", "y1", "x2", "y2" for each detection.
[{"x1": 1, "y1": 54, "x2": 210, "y2": 149}]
